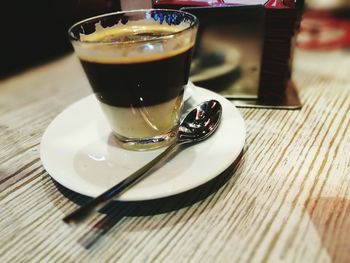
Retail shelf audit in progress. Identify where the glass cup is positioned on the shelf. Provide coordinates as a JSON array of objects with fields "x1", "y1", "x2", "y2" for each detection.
[{"x1": 68, "y1": 9, "x2": 198, "y2": 150}]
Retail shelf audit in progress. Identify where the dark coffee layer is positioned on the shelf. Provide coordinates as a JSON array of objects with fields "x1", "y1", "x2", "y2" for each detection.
[{"x1": 80, "y1": 47, "x2": 192, "y2": 107}]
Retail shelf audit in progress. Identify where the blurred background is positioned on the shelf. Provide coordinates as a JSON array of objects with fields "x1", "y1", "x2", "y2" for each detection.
[
  {"x1": 1, "y1": 0, "x2": 349, "y2": 78},
  {"x1": 0, "y1": 0, "x2": 151, "y2": 78}
]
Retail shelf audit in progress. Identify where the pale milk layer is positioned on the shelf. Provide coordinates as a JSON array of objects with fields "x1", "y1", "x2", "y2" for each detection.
[{"x1": 100, "y1": 96, "x2": 183, "y2": 139}]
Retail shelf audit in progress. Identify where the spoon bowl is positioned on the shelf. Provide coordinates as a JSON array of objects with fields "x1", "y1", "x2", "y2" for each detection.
[
  {"x1": 179, "y1": 100, "x2": 222, "y2": 144},
  {"x1": 63, "y1": 100, "x2": 222, "y2": 224}
]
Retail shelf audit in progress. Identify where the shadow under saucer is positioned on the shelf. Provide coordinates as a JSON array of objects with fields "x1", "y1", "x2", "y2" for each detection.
[{"x1": 52, "y1": 150, "x2": 244, "y2": 248}]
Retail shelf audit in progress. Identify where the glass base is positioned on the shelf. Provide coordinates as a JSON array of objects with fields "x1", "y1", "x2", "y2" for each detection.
[{"x1": 113, "y1": 129, "x2": 178, "y2": 151}]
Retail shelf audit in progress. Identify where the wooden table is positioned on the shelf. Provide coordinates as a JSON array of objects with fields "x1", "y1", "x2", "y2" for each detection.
[{"x1": 1, "y1": 48, "x2": 350, "y2": 262}]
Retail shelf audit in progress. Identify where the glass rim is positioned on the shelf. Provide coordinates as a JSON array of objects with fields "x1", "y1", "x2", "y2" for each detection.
[{"x1": 68, "y1": 9, "x2": 199, "y2": 45}]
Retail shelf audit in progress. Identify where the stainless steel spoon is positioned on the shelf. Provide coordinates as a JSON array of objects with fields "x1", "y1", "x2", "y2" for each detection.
[{"x1": 63, "y1": 99, "x2": 222, "y2": 224}]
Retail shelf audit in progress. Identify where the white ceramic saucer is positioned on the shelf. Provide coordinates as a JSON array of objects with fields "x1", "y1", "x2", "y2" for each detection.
[{"x1": 40, "y1": 87, "x2": 246, "y2": 201}]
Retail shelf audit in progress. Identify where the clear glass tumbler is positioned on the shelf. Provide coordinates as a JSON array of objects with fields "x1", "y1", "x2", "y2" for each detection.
[{"x1": 68, "y1": 9, "x2": 198, "y2": 150}]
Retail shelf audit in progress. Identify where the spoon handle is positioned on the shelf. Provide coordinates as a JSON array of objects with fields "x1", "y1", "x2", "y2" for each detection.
[{"x1": 63, "y1": 142, "x2": 179, "y2": 224}]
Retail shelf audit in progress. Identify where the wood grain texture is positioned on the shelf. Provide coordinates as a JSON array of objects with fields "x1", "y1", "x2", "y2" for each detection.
[{"x1": 1, "y1": 49, "x2": 350, "y2": 262}]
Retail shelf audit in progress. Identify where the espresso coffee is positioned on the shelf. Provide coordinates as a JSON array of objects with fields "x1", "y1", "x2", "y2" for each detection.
[
  {"x1": 80, "y1": 44, "x2": 192, "y2": 107},
  {"x1": 75, "y1": 25, "x2": 195, "y2": 141}
]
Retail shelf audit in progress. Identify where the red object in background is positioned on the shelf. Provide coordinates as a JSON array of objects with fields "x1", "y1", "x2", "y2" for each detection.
[
  {"x1": 153, "y1": 0, "x2": 296, "y2": 9},
  {"x1": 265, "y1": 0, "x2": 295, "y2": 9},
  {"x1": 297, "y1": 11, "x2": 350, "y2": 50},
  {"x1": 153, "y1": 0, "x2": 221, "y2": 8}
]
